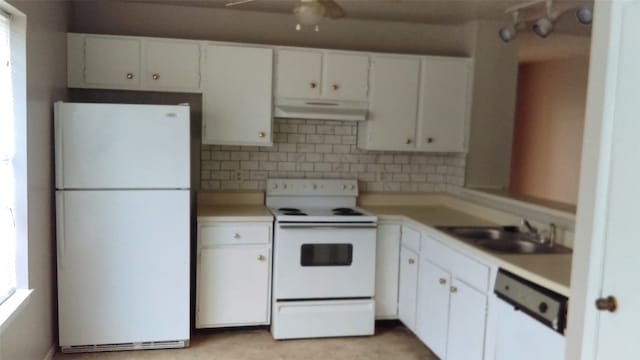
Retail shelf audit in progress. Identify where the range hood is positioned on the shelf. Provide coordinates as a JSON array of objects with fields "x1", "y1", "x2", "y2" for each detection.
[{"x1": 274, "y1": 97, "x2": 368, "y2": 121}]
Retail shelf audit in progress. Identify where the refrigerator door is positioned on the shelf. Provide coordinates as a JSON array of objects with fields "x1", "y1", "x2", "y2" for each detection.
[
  {"x1": 55, "y1": 102, "x2": 190, "y2": 190},
  {"x1": 56, "y1": 190, "x2": 190, "y2": 346}
]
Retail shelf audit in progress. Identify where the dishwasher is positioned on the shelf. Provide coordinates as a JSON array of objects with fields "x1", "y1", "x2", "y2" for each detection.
[{"x1": 493, "y1": 269, "x2": 568, "y2": 360}]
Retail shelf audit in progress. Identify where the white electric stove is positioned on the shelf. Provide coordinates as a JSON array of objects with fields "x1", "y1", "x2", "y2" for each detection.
[{"x1": 267, "y1": 179, "x2": 378, "y2": 340}]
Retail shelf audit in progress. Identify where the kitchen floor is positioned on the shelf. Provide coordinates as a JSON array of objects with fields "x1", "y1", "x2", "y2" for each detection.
[{"x1": 53, "y1": 324, "x2": 437, "y2": 360}]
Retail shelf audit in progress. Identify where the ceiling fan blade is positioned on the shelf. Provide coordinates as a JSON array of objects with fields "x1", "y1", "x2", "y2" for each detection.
[
  {"x1": 318, "y1": 0, "x2": 345, "y2": 19},
  {"x1": 225, "y1": 0, "x2": 257, "y2": 7}
]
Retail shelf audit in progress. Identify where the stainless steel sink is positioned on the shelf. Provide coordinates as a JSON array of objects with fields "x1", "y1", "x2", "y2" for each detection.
[{"x1": 437, "y1": 226, "x2": 572, "y2": 254}]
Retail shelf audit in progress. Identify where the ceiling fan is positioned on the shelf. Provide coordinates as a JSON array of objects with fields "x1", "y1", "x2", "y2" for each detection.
[{"x1": 225, "y1": 0, "x2": 346, "y2": 31}]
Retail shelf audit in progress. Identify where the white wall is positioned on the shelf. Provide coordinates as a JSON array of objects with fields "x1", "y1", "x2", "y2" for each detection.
[
  {"x1": 464, "y1": 20, "x2": 519, "y2": 189},
  {"x1": 0, "y1": 1, "x2": 69, "y2": 359}
]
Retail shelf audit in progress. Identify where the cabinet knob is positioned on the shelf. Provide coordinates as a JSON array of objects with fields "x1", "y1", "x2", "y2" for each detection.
[
  {"x1": 332, "y1": 84, "x2": 339, "y2": 91},
  {"x1": 595, "y1": 296, "x2": 618, "y2": 312},
  {"x1": 450, "y1": 286, "x2": 458, "y2": 294},
  {"x1": 427, "y1": 137, "x2": 434, "y2": 143},
  {"x1": 126, "y1": 73, "x2": 134, "y2": 80},
  {"x1": 232, "y1": 233, "x2": 241, "y2": 239},
  {"x1": 408, "y1": 258, "x2": 415, "y2": 265},
  {"x1": 257, "y1": 255, "x2": 266, "y2": 261},
  {"x1": 439, "y1": 278, "x2": 447, "y2": 285},
  {"x1": 258, "y1": 131, "x2": 266, "y2": 138},
  {"x1": 152, "y1": 73, "x2": 160, "y2": 80},
  {"x1": 310, "y1": 82, "x2": 317, "y2": 89},
  {"x1": 406, "y1": 138, "x2": 413, "y2": 145}
]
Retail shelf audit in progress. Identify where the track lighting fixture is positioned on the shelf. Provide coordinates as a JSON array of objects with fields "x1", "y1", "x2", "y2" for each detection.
[{"x1": 499, "y1": 0, "x2": 592, "y2": 42}]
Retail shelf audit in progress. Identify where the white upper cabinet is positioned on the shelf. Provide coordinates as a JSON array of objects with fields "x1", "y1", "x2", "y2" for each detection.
[
  {"x1": 275, "y1": 49, "x2": 323, "y2": 98},
  {"x1": 68, "y1": 33, "x2": 201, "y2": 92},
  {"x1": 417, "y1": 58, "x2": 472, "y2": 152},
  {"x1": 142, "y1": 39, "x2": 201, "y2": 91},
  {"x1": 357, "y1": 55, "x2": 421, "y2": 151},
  {"x1": 202, "y1": 44, "x2": 273, "y2": 146},
  {"x1": 83, "y1": 36, "x2": 141, "y2": 89},
  {"x1": 275, "y1": 49, "x2": 370, "y2": 101},
  {"x1": 358, "y1": 55, "x2": 472, "y2": 153},
  {"x1": 322, "y1": 52, "x2": 370, "y2": 101}
]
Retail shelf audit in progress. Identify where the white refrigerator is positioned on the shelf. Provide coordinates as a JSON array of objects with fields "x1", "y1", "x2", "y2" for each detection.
[{"x1": 54, "y1": 102, "x2": 191, "y2": 353}]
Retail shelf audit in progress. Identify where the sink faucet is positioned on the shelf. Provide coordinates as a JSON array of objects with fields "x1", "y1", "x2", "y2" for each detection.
[{"x1": 521, "y1": 219, "x2": 556, "y2": 247}]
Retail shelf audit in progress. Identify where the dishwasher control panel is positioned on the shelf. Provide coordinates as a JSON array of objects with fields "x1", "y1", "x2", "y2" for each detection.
[{"x1": 494, "y1": 269, "x2": 568, "y2": 334}]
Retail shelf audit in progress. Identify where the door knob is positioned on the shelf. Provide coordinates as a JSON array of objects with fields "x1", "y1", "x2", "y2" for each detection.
[
  {"x1": 257, "y1": 255, "x2": 266, "y2": 261},
  {"x1": 408, "y1": 258, "x2": 415, "y2": 265},
  {"x1": 126, "y1": 73, "x2": 134, "y2": 80},
  {"x1": 406, "y1": 138, "x2": 412, "y2": 145},
  {"x1": 258, "y1": 132, "x2": 266, "y2": 138},
  {"x1": 595, "y1": 296, "x2": 617, "y2": 312},
  {"x1": 310, "y1": 82, "x2": 317, "y2": 89},
  {"x1": 152, "y1": 73, "x2": 160, "y2": 80}
]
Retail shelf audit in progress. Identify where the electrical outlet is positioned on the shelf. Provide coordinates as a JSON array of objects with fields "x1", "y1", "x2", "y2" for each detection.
[{"x1": 234, "y1": 170, "x2": 242, "y2": 181}]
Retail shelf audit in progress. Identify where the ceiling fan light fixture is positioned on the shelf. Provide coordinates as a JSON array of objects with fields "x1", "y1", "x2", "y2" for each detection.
[{"x1": 294, "y1": 1, "x2": 326, "y2": 26}]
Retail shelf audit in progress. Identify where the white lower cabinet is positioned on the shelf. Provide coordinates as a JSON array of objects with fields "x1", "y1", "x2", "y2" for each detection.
[
  {"x1": 416, "y1": 231, "x2": 490, "y2": 360},
  {"x1": 446, "y1": 279, "x2": 487, "y2": 360},
  {"x1": 416, "y1": 259, "x2": 452, "y2": 358},
  {"x1": 196, "y1": 222, "x2": 272, "y2": 328},
  {"x1": 398, "y1": 226, "x2": 421, "y2": 331},
  {"x1": 375, "y1": 222, "x2": 401, "y2": 319}
]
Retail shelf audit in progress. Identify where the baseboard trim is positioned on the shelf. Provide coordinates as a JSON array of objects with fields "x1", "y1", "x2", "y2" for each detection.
[{"x1": 43, "y1": 345, "x2": 56, "y2": 360}]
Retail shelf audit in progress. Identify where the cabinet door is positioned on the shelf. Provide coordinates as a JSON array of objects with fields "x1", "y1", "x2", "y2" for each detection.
[
  {"x1": 417, "y1": 58, "x2": 471, "y2": 152},
  {"x1": 197, "y1": 245, "x2": 271, "y2": 327},
  {"x1": 275, "y1": 49, "x2": 322, "y2": 98},
  {"x1": 323, "y1": 52, "x2": 370, "y2": 101},
  {"x1": 143, "y1": 39, "x2": 201, "y2": 91},
  {"x1": 416, "y1": 258, "x2": 451, "y2": 359},
  {"x1": 398, "y1": 246, "x2": 419, "y2": 332},
  {"x1": 375, "y1": 223, "x2": 401, "y2": 319},
  {"x1": 84, "y1": 36, "x2": 140, "y2": 88},
  {"x1": 202, "y1": 45, "x2": 273, "y2": 146},
  {"x1": 446, "y1": 278, "x2": 488, "y2": 360},
  {"x1": 358, "y1": 56, "x2": 420, "y2": 151}
]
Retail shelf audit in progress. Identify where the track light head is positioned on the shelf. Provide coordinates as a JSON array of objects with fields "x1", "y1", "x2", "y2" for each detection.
[
  {"x1": 533, "y1": 17, "x2": 554, "y2": 38},
  {"x1": 498, "y1": 24, "x2": 517, "y2": 43},
  {"x1": 575, "y1": 7, "x2": 593, "y2": 25}
]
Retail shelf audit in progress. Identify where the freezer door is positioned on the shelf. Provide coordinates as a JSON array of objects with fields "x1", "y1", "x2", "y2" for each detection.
[
  {"x1": 55, "y1": 102, "x2": 190, "y2": 189},
  {"x1": 56, "y1": 190, "x2": 190, "y2": 346}
]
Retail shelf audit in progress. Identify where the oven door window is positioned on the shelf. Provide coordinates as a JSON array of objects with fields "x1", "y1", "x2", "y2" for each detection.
[{"x1": 300, "y1": 243, "x2": 353, "y2": 266}]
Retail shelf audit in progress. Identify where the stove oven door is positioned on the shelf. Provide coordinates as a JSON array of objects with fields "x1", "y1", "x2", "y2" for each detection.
[{"x1": 273, "y1": 222, "x2": 377, "y2": 300}]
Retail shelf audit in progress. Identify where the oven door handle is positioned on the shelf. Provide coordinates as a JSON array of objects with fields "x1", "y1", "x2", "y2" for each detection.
[{"x1": 279, "y1": 223, "x2": 377, "y2": 229}]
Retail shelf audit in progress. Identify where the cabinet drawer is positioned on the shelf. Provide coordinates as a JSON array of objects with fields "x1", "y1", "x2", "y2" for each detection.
[
  {"x1": 199, "y1": 223, "x2": 271, "y2": 246},
  {"x1": 422, "y1": 234, "x2": 489, "y2": 292},
  {"x1": 401, "y1": 226, "x2": 421, "y2": 252}
]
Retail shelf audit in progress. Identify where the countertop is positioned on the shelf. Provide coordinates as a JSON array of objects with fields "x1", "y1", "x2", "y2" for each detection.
[
  {"x1": 363, "y1": 205, "x2": 572, "y2": 296},
  {"x1": 197, "y1": 205, "x2": 273, "y2": 222}
]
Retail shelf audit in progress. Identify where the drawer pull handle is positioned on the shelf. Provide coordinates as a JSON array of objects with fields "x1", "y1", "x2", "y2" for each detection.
[
  {"x1": 257, "y1": 255, "x2": 266, "y2": 261},
  {"x1": 408, "y1": 258, "x2": 415, "y2": 265},
  {"x1": 439, "y1": 278, "x2": 447, "y2": 285},
  {"x1": 233, "y1": 233, "x2": 241, "y2": 239}
]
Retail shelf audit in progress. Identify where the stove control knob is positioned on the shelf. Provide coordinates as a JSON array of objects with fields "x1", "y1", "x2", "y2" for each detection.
[
  {"x1": 539, "y1": 302, "x2": 549, "y2": 314},
  {"x1": 342, "y1": 184, "x2": 348, "y2": 190},
  {"x1": 313, "y1": 184, "x2": 318, "y2": 190},
  {"x1": 272, "y1": 183, "x2": 278, "y2": 190},
  {"x1": 351, "y1": 185, "x2": 356, "y2": 190}
]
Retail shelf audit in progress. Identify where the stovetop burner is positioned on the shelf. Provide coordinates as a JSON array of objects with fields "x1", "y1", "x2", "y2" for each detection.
[
  {"x1": 279, "y1": 207, "x2": 301, "y2": 212},
  {"x1": 332, "y1": 207, "x2": 364, "y2": 216},
  {"x1": 283, "y1": 212, "x2": 308, "y2": 216}
]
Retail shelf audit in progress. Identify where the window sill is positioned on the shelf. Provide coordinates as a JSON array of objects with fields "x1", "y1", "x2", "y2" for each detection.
[{"x1": 0, "y1": 289, "x2": 33, "y2": 333}]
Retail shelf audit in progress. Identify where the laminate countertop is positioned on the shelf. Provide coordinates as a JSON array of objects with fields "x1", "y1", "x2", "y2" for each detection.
[
  {"x1": 363, "y1": 205, "x2": 572, "y2": 297},
  {"x1": 197, "y1": 205, "x2": 273, "y2": 222}
]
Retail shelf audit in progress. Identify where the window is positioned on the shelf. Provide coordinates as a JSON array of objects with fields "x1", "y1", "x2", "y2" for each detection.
[{"x1": 0, "y1": 9, "x2": 16, "y2": 305}]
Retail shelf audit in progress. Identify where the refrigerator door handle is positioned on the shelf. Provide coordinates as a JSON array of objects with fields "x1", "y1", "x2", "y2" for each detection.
[
  {"x1": 56, "y1": 192, "x2": 65, "y2": 270},
  {"x1": 54, "y1": 102, "x2": 64, "y2": 188}
]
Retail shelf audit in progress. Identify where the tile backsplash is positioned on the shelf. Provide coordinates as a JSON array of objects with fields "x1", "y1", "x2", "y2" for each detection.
[{"x1": 201, "y1": 118, "x2": 466, "y2": 192}]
